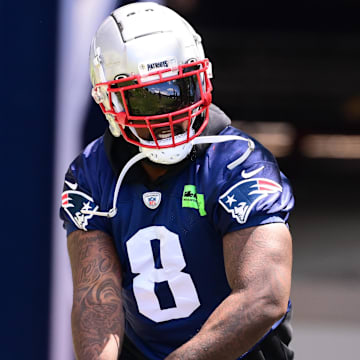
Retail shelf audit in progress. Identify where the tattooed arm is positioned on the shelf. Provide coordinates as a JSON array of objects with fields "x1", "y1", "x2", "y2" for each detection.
[
  {"x1": 67, "y1": 230, "x2": 124, "y2": 360},
  {"x1": 165, "y1": 223, "x2": 292, "y2": 360}
]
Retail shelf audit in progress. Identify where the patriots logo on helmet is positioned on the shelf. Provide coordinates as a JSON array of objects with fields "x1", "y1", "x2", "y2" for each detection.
[
  {"x1": 219, "y1": 178, "x2": 282, "y2": 224},
  {"x1": 62, "y1": 190, "x2": 99, "y2": 231}
]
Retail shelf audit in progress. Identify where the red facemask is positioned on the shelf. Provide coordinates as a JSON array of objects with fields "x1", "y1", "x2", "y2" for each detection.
[{"x1": 93, "y1": 59, "x2": 213, "y2": 149}]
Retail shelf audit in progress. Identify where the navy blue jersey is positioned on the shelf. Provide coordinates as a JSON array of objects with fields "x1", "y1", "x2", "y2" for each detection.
[{"x1": 60, "y1": 125, "x2": 294, "y2": 360}]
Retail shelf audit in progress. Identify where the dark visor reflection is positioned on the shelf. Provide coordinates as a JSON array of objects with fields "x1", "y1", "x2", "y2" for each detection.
[{"x1": 120, "y1": 75, "x2": 201, "y2": 116}]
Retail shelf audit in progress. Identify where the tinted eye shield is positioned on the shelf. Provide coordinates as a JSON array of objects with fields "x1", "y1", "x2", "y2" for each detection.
[{"x1": 93, "y1": 59, "x2": 213, "y2": 148}]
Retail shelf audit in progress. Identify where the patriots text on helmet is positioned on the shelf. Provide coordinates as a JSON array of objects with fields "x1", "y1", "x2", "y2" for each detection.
[{"x1": 147, "y1": 60, "x2": 169, "y2": 71}]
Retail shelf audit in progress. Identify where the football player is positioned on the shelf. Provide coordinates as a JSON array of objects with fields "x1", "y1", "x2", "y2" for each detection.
[{"x1": 60, "y1": 2, "x2": 295, "y2": 359}]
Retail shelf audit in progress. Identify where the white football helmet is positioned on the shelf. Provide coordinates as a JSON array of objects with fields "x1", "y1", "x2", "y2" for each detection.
[{"x1": 89, "y1": 1, "x2": 213, "y2": 164}]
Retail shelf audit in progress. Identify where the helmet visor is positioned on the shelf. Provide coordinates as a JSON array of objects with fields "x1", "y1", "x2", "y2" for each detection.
[{"x1": 114, "y1": 74, "x2": 202, "y2": 117}]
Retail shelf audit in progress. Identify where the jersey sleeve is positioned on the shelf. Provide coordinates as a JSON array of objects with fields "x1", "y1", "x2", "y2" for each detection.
[
  {"x1": 59, "y1": 141, "x2": 113, "y2": 236},
  {"x1": 203, "y1": 127, "x2": 295, "y2": 236},
  {"x1": 212, "y1": 159, "x2": 294, "y2": 236}
]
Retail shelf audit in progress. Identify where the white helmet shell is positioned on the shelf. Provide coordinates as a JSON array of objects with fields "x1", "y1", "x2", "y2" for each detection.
[{"x1": 89, "y1": 2, "x2": 213, "y2": 164}]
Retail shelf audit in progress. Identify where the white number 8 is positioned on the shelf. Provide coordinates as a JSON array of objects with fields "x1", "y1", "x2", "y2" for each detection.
[{"x1": 126, "y1": 226, "x2": 200, "y2": 323}]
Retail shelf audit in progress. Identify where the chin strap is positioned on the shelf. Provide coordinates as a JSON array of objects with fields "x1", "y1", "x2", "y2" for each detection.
[{"x1": 81, "y1": 135, "x2": 255, "y2": 218}]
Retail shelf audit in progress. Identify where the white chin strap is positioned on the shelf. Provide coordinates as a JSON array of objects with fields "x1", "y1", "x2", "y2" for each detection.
[{"x1": 81, "y1": 134, "x2": 255, "y2": 218}]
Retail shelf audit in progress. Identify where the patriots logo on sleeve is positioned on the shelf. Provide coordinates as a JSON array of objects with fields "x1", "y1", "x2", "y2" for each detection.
[
  {"x1": 219, "y1": 178, "x2": 282, "y2": 224},
  {"x1": 61, "y1": 190, "x2": 99, "y2": 231}
]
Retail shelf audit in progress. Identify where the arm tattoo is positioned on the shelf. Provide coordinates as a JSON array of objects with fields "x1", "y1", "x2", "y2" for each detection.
[{"x1": 68, "y1": 230, "x2": 124, "y2": 360}]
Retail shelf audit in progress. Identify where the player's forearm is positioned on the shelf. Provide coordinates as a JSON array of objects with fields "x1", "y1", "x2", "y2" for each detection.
[
  {"x1": 68, "y1": 230, "x2": 124, "y2": 359},
  {"x1": 165, "y1": 288, "x2": 288, "y2": 360},
  {"x1": 71, "y1": 299, "x2": 124, "y2": 360},
  {"x1": 165, "y1": 224, "x2": 292, "y2": 360}
]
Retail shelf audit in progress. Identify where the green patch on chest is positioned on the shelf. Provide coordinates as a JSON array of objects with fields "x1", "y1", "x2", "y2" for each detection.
[{"x1": 182, "y1": 185, "x2": 207, "y2": 216}]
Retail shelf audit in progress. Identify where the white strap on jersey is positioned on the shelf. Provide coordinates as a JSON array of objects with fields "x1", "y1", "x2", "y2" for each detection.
[
  {"x1": 81, "y1": 152, "x2": 147, "y2": 218},
  {"x1": 81, "y1": 135, "x2": 255, "y2": 218},
  {"x1": 192, "y1": 135, "x2": 255, "y2": 170}
]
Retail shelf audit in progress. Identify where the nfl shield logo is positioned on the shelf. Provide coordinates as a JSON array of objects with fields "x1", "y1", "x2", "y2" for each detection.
[{"x1": 143, "y1": 192, "x2": 161, "y2": 210}]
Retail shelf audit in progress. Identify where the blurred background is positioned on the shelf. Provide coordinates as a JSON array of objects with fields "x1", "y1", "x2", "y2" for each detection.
[{"x1": 2, "y1": 0, "x2": 359, "y2": 358}]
